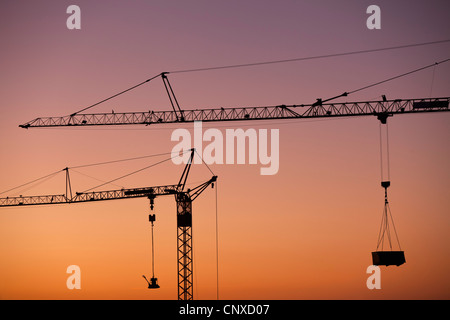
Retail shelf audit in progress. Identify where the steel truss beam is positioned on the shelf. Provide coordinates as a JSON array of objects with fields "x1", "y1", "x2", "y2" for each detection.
[
  {"x1": 19, "y1": 97, "x2": 449, "y2": 128},
  {"x1": 0, "y1": 185, "x2": 179, "y2": 207},
  {"x1": 176, "y1": 192, "x2": 194, "y2": 300}
]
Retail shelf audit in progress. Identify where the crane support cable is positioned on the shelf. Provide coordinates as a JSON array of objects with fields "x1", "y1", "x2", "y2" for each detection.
[
  {"x1": 70, "y1": 168, "x2": 125, "y2": 189},
  {"x1": 80, "y1": 153, "x2": 183, "y2": 193},
  {"x1": 0, "y1": 149, "x2": 200, "y2": 199},
  {"x1": 57, "y1": 40, "x2": 450, "y2": 119},
  {"x1": 314, "y1": 58, "x2": 450, "y2": 105},
  {"x1": 193, "y1": 149, "x2": 215, "y2": 176},
  {"x1": 19, "y1": 66, "x2": 450, "y2": 130},
  {"x1": 79, "y1": 148, "x2": 212, "y2": 194},
  {"x1": 68, "y1": 150, "x2": 177, "y2": 169},
  {"x1": 0, "y1": 151, "x2": 181, "y2": 195},
  {"x1": 348, "y1": 58, "x2": 450, "y2": 95},
  {"x1": 169, "y1": 39, "x2": 450, "y2": 74},
  {"x1": 0, "y1": 169, "x2": 62, "y2": 196},
  {"x1": 70, "y1": 73, "x2": 163, "y2": 116}
]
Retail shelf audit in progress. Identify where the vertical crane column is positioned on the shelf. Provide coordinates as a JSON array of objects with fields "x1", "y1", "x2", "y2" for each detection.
[{"x1": 176, "y1": 192, "x2": 193, "y2": 300}]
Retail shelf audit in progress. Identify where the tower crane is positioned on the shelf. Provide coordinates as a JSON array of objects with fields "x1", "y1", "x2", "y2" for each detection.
[
  {"x1": 17, "y1": 73, "x2": 449, "y2": 128},
  {"x1": 6, "y1": 71, "x2": 450, "y2": 296},
  {"x1": 0, "y1": 149, "x2": 217, "y2": 301},
  {"x1": 18, "y1": 95, "x2": 450, "y2": 128}
]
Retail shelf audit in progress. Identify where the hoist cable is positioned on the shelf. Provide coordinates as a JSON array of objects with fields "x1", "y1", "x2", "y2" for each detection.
[
  {"x1": 215, "y1": 178, "x2": 219, "y2": 300},
  {"x1": 386, "y1": 122, "x2": 391, "y2": 181},
  {"x1": 376, "y1": 119, "x2": 402, "y2": 252},
  {"x1": 378, "y1": 121, "x2": 392, "y2": 182},
  {"x1": 151, "y1": 220, "x2": 156, "y2": 278},
  {"x1": 379, "y1": 122, "x2": 384, "y2": 182}
]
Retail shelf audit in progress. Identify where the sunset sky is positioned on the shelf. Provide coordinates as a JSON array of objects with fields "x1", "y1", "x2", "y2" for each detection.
[{"x1": 1, "y1": 0, "x2": 449, "y2": 300}]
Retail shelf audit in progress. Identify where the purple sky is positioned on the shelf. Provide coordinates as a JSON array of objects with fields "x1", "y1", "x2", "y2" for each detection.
[{"x1": 1, "y1": 1, "x2": 449, "y2": 299}]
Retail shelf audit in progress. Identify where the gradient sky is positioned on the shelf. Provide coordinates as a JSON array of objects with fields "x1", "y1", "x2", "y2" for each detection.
[{"x1": 1, "y1": 0, "x2": 449, "y2": 299}]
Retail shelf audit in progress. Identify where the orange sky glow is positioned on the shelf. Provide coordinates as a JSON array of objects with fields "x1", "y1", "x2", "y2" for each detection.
[{"x1": 1, "y1": 0, "x2": 449, "y2": 300}]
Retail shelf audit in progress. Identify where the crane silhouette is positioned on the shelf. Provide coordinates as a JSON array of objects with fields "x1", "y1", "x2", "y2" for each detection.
[
  {"x1": 0, "y1": 149, "x2": 217, "y2": 300},
  {"x1": 7, "y1": 71, "x2": 450, "y2": 298}
]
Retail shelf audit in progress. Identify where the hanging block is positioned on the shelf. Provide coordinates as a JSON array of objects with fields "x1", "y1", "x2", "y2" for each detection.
[
  {"x1": 148, "y1": 277, "x2": 160, "y2": 289},
  {"x1": 372, "y1": 251, "x2": 406, "y2": 266},
  {"x1": 143, "y1": 275, "x2": 160, "y2": 289}
]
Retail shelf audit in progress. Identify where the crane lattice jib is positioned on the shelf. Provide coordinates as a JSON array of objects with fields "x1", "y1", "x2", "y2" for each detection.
[
  {"x1": 18, "y1": 97, "x2": 450, "y2": 128},
  {"x1": 0, "y1": 185, "x2": 180, "y2": 207}
]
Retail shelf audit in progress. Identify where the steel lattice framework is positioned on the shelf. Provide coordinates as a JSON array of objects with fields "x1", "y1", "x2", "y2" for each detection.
[
  {"x1": 176, "y1": 193, "x2": 194, "y2": 300},
  {"x1": 0, "y1": 185, "x2": 179, "y2": 207},
  {"x1": 7, "y1": 71, "x2": 450, "y2": 299},
  {"x1": 0, "y1": 148, "x2": 217, "y2": 301},
  {"x1": 19, "y1": 97, "x2": 450, "y2": 128}
]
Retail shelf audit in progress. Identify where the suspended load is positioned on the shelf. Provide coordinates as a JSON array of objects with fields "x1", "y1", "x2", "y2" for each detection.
[
  {"x1": 372, "y1": 251, "x2": 405, "y2": 266},
  {"x1": 372, "y1": 118, "x2": 405, "y2": 266},
  {"x1": 372, "y1": 181, "x2": 405, "y2": 266},
  {"x1": 144, "y1": 212, "x2": 160, "y2": 288}
]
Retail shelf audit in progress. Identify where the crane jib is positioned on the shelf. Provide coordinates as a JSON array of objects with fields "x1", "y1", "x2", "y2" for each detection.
[{"x1": 18, "y1": 97, "x2": 450, "y2": 128}]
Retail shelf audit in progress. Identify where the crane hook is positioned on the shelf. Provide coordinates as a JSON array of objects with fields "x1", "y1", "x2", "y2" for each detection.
[{"x1": 144, "y1": 212, "x2": 160, "y2": 289}]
